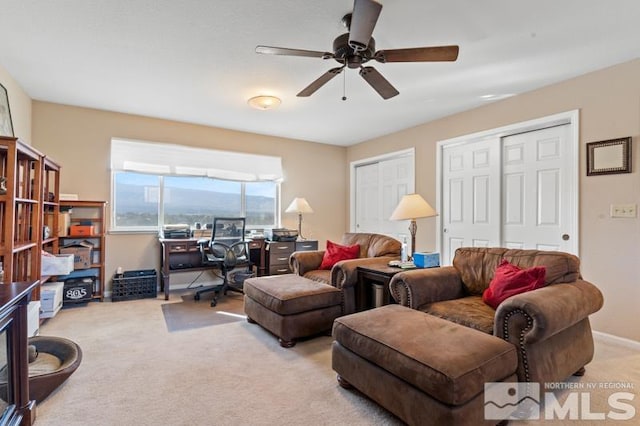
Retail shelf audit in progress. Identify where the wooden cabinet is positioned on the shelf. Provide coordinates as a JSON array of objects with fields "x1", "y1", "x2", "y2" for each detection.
[
  {"x1": 267, "y1": 241, "x2": 295, "y2": 275},
  {"x1": 266, "y1": 240, "x2": 318, "y2": 275},
  {"x1": 59, "y1": 200, "x2": 107, "y2": 301}
]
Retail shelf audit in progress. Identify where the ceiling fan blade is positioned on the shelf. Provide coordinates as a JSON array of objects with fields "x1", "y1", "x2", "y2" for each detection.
[
  {"x1": 375, "y1": 45, "x2": 459, "y2": 63},
  {"x1": 297, "y1": 67, "x2": 345, "y2": 97},
  {"x1": 359, "y1": 66, "x2": 399, "y2": 99},
  {"x1": 348, "y1": 0, "x2": 382, "y2": 51},
  {"x1": 256, "y1": 45, "x2": 333, "y2": 59}
]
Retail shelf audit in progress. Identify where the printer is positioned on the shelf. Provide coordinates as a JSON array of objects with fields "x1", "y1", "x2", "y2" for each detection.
[
  {"x1": 161, "y1": 224, "x2": 191, "y2": 239},
  {"x1": 265, "y1": 228, "x2": 298, "y2": 242}
]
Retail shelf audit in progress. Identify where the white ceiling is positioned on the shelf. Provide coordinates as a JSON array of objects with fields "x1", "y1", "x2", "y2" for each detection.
[{"x1": 1, "y1": 1, "x2": 639, "y2": 146}]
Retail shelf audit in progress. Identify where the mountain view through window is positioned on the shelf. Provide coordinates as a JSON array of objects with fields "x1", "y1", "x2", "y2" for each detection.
[{"x1": 113, "y1": 173, "x2": 277, "y2": 230}]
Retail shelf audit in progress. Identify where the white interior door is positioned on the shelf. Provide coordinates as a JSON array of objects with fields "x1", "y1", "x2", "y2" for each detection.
[
  {"x1": 502, "y1": 124, "x2": 574, "y2": 251},
  {"x1": 441, "y1": 138, "x2": 501, "y2": 265}
]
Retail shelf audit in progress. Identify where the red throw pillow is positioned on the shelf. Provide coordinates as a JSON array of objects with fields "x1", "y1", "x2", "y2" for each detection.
[
  {"x1": 319, "y1": 240, "x2": 360, "y2": 270},
  {"x1": 482, "y1": 259, "x2": 546, "y2": 309}
]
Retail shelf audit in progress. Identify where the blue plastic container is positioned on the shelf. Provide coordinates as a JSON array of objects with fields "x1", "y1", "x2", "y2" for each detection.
[{"x1": 413, "y1": 252, "x2": 440, "y2": 268}]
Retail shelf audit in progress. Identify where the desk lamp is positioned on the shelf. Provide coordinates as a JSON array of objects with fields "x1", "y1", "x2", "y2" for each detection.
[
  {"x1": 389, "y1": 193, "x2": 437, "y2": 258},
  {"x1": 285, "y1": 197, "x2": 314, "y2": 240}
]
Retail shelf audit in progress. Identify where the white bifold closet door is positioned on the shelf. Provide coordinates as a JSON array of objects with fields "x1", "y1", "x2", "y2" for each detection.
[
  {"x1": 355, "y1": 155, "x2": 414, "y2": 238},
  {"x1": 441, "y1": 124, "x2": 575, "y2": 265}
]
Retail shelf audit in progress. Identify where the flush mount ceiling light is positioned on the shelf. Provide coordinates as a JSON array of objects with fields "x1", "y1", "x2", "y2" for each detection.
[{"x1": 248, "y1": 95, "x2": 281, "y2": 110}]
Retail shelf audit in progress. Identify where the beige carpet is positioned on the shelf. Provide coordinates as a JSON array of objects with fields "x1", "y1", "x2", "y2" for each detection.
[
  {"x1": 161, "y1": 291, "x2": 245, "y2": 332},
  {"x1": 36, "y1": 295, "x2": 639, "y2": 426}
]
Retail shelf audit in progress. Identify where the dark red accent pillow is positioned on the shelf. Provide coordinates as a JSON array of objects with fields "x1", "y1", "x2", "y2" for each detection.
[
  {"x1": 319, "y1": 240, "x2": 360, "y2": 270},
  {"x1": 482, "y1": 259, "x2": 546, "y2": 309}
]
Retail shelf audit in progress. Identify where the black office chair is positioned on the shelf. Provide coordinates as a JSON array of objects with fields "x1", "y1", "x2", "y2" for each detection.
[{"x1": 195, "y1": 217, "x2": 252, "y2": 307}]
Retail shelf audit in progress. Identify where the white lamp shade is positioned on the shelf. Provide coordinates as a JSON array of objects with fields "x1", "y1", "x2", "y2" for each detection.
[
  {"x1": 389, "y1": 193, "x2": 436, "y2": 221},
  {"x1": 285, "y1": 197, "x2": 314, "y2": 214}
]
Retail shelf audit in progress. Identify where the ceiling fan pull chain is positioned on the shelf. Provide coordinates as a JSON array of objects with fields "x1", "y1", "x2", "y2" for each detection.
[{"x1": 342, "y1": 69, "x2": 347, "y2": 101}]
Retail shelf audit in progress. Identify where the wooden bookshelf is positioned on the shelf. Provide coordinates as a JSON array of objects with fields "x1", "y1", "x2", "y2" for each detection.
[
  {"x1": 0, "y1": 137, "x2": 43, "y2": 294},
  {"x1": 59, "y1": 200, "x2": 107, "y2": 301}
]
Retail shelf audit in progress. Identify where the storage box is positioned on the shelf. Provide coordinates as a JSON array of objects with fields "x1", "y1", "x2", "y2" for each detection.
[
  {"x1": 63, "y1": 278, "x2": 94, "y2": 305},
  {"x1": 59, "y1": 212, "x2": 71, "y2": 236},
  {"x1": 112, "y1": 269, "x2": 158, "y2": 302},
  {"x1": 60, "y1": 241, "x2": 94, "y2": 269},
  {"x1": 40, "y1": 282, "x2": 64, "y2": 318},
  {"x1": 41, "y1": 253, "x2": 74, "y2": 276},
  {"x1": 69, "y1": 225, "x2": 95, "y2": 236},
  {"x1": 44, "y1": 212, "x2": 71, "y2": 237},
  {"x1": 413, "y1": 252, "x2": 440, "y2": 268}
]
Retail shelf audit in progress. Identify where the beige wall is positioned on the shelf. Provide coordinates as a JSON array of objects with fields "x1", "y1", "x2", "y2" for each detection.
[
  {"x1": 0, "y1": 65, "x2": 32, "y2": 142},
  {"x1": 347, "y1": 59, "x2": 640, "y2": 342},
  {"x1": 31, "y1": 102, "x2": 347, "y2": 289}
]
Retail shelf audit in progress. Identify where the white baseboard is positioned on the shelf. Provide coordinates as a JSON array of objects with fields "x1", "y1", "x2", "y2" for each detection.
[{"x1": 593, "y1": 331, "x2": 640, "y2": 350}]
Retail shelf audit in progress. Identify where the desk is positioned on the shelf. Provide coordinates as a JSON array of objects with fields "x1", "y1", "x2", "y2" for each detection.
[
  {"x1": 0, "y1": 281, "x2": 38, "y2": 425},
  {"x1": 159, "y1": 238, "x2": 267, "y2": 300},
  {"x1": 356, "y1": 265, "x2": 405, "y2": 311}
]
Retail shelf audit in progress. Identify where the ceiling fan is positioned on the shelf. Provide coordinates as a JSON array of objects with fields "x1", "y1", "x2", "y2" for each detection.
[{"x1": 255, "y1": 0, "x2": 459, "y2": 100}]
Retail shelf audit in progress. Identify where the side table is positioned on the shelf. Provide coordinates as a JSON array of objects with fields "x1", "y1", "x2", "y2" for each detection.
[{"x1": 356, "y1": 264, "x2": 407, "y2": 311}]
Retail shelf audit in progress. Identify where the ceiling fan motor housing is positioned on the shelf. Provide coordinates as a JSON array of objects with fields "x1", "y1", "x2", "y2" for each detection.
[{"x1": 333, "y1": 33, "x2": 375, "y2": 68}]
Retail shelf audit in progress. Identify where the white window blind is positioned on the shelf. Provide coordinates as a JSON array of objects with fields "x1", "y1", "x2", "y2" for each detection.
[{"x1": 111, "y1": 138, "x2": 283, "y2": 182}]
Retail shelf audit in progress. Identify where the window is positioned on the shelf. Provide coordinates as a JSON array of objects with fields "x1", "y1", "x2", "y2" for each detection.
[
  {"x1": 111, "y1": 139, "x2": 282, "y2": 232},
  {"x1": 113, "y1": 172, "x2": 160, "y2": 228}
]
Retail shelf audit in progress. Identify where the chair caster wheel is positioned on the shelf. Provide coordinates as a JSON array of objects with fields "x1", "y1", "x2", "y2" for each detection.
[
  {"x1": 211, "y1": 299, "x2": 217, "y2": 307},
  {"x1": 194, "y1": 294, "x2": 200, "y2": 301}
]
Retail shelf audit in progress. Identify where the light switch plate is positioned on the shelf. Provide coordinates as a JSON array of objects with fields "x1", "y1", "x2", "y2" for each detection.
[{"x1": 610, "y1": 204, "x2": 637, "y2": 218}]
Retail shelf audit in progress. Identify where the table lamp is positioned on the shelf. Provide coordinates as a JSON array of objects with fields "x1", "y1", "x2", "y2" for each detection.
[
  {"x1": 285, "y1": 197, "x2": 314, "y2": 240},
  {"x1": 389, "y1": 193, "x2": 437, "y2": 258}
]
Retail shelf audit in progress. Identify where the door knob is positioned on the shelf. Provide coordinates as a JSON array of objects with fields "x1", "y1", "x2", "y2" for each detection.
[{"x1": 562, "y1": 234, "x2": 570, "y2": 241}]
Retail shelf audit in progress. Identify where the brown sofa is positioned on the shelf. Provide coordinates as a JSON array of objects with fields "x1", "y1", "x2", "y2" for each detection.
[
  {"x1": 289, "y1": 233, "x2": 401, "y2": 314},
  {"x1": 389, "y1": 247, "x2": 604, "y2": 384}
]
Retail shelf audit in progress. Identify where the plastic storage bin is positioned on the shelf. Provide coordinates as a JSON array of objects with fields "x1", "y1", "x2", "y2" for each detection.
[
  {"x1": 41, "y1": 254, "x2": 74, "y2": 276},
  {"x1": 112, "y1": 269, "x2": 158, "y2": 302},
  {"x1": 63, "y1": 278, "x2": 94, "y2": 305}
]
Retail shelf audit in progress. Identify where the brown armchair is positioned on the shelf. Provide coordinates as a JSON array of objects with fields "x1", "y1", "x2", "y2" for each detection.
[
  {"x1": 290, "y1": 233, "x2": 401, "y2": 314},
  {"x1": 389, "y1": 247, "x2": 604, "y2": 384}
]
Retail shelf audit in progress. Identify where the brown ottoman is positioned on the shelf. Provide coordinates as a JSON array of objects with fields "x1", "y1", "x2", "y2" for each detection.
[
  {"x1": 332, "y1": 305, "x2": 518, "y2": 426},
  {"x1": 244, "y1": 274, "x2": 342, "y2": 347}
]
